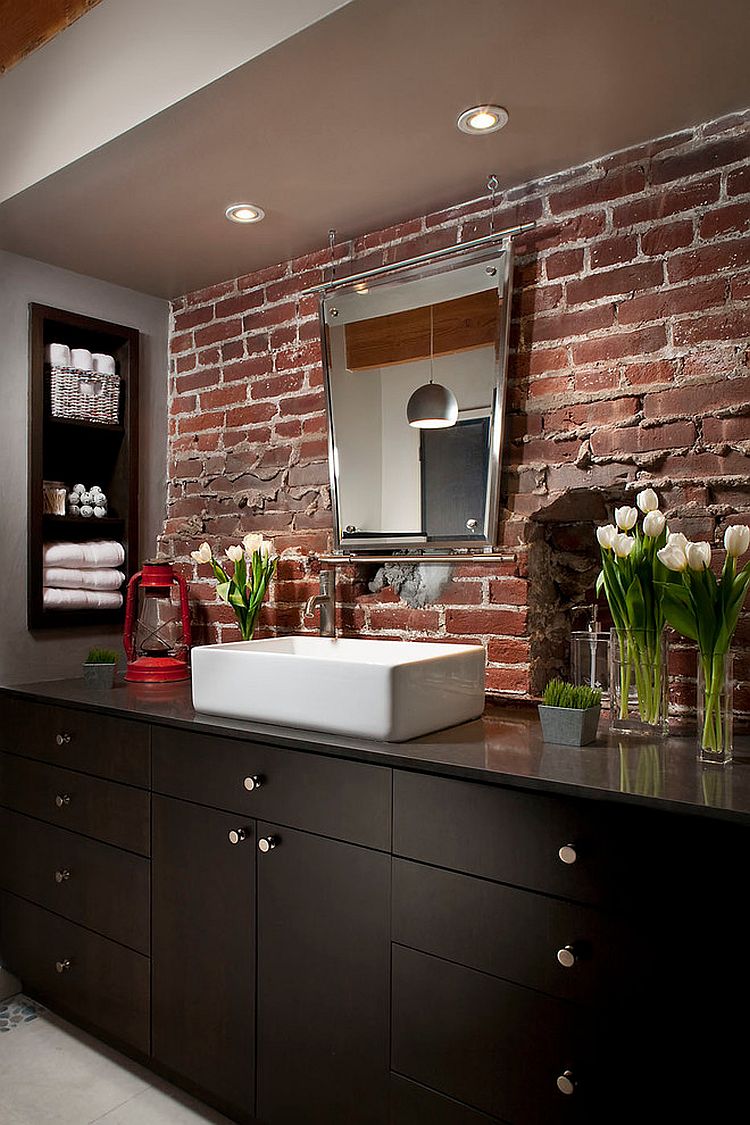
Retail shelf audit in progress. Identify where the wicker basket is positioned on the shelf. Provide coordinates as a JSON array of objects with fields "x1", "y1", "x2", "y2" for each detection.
[{"x1": 49, "y1": 365, "x2": 121, "y2": 425}]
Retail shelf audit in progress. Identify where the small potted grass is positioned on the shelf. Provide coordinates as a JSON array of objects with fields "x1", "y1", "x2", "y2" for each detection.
[
  {"x1": 538, "y1": 678, "x2": 602, "y2": 747},
  {"x1": 83, "y1": 648, "x2": 119, "y2": 689}
]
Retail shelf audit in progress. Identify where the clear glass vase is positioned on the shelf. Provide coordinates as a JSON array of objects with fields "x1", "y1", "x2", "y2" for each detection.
[
  {"x1": 697, "y1": 651, "x2": 733, "y2": 766},
  {"x1": 609, "y1": 629, "x2": 669, "y2": 738}
]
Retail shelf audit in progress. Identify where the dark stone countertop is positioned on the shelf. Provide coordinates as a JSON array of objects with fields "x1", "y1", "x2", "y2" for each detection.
[{"x1": 2, "y1": 678, "x2": 749, "y2": 824}]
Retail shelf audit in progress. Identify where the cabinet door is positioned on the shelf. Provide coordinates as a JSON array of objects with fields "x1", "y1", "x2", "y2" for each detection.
[
  {"x1": 151, "y1": 796, "x2": 255, "y2": 1118},
  {"x1": 256, "y1": 823, "x2": 390, "y2": 1125}
]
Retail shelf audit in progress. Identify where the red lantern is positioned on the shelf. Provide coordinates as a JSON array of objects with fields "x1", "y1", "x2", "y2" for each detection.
[{"x1": 124, "y1": 560, "x2": 192, "y2": 683}]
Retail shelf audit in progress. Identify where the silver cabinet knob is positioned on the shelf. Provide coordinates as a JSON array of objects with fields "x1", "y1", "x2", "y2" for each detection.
[
  {"x1": 243, "y1": 775, "x2": 263, "y2": 792},
  {"x1": 56, "y1": 733, "x2": 71, "y2": 746},
  {"x1": 55, "y1": 794, "x2": 71, "y2": 808},
  {"x1": 228, "y1": 828, "x2": 248, "y2": 846},
  {"x1": 55, "y1": 868, "x2": 71, "y2": 884},
  {"x1": 558, "y1": 844, "x2": 577, "y2": 865},
  {"x1": 55, "y1": 959, "x2": 71, "y2": 974},
  {"x1": 556, "y1": 1071, "x2": 576, "y2": 1096},
  {"x1": 557, "y1": 944, "x2": 578, "y2": 969},
  {"x1": 258, "y1": 836, "x2": 278, "y2": 854}
]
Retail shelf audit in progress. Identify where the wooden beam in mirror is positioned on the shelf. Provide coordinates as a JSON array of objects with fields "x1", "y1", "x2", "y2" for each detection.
[{"x1": 344, "y1": 290, "x2": 498, "y2": 371}]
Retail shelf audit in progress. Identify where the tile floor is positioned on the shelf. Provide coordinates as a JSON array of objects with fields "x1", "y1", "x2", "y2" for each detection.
[{"x1": 0, "y1": 996, "x2": 233, "y2": 1124}]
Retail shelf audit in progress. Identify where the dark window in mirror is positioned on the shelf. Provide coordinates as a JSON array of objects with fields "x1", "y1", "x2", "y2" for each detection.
[{"x1": 421, "y1": 417, "x2": 490, "y2": 539}]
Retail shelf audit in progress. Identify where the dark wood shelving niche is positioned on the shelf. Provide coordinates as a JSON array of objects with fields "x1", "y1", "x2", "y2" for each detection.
[{"x1": 28, "y1": 304, "x2": 139, "y2": 630}]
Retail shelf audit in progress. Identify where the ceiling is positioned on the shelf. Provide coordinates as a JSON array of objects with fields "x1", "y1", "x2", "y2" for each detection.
[
  {"x1": 1, "y1": 0, "x2": 749, "y2": 299},
  {"x1": 0, "y1": 0, "x2": 103, "y2": 74}
]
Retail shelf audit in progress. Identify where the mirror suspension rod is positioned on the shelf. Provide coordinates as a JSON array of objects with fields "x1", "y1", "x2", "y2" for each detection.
[
  {"x1": 317, "y1": 553, "x2": 516, "y2": 565},
  {"x1": 302, "y1": 221, "x2": 536, "y2": 295}
]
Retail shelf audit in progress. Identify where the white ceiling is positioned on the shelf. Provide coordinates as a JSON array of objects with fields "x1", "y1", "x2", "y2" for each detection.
[{"x1": 1, "y1": 0, "x2": 749, "y2": 299}]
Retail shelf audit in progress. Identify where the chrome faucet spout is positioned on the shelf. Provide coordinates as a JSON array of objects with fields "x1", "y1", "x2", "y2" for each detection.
[{"x1": 304, "y1": 570, "x2": 336, "y2": 637}]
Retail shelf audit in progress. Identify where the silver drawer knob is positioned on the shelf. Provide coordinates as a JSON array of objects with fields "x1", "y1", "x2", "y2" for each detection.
[
  {"x1": 557, "y1": 945, "x2": 577, "y2": 968},
  {"x1": 228, "y1": 828, "x2": 248, "y2": 845},
  {"x1": 558, "y1": 844, "x2": 577, "y2": 865},
  {"x1": 55, "y1": 868, "x2": 71, "y2": 884},
  {"x1": 243, "y1": 775, "x2": 263, "y2": 792},
  {"x1": 55, "y1": 959, "x2": 71, "y2": 974},
  {"x1": 258, "y1": 836, "x2": 278, "y2": 854},
  {"x1": 55, "y1": 794, "x2": 71, "y2": 808},
  {"x1": 556, "y1": 1071, "x2": 576, "y2": 1096},
  {"x1": 56, "y1": 733, "x2": 71, "y2": 746}
]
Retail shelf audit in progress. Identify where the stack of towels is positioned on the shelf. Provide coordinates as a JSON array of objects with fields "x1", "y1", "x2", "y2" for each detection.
[{"x1": 43, "y1": 541, "x2": 125, "y2": 610}]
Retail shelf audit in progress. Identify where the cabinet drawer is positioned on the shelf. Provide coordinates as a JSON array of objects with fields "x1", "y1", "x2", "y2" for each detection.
[
  {"x1": 392, "y1": 945, "x2": 594, "y2": 1125},
  {"x1": 152, "y1": 727, "x2": 391, "y2": 850},
  {"x1": 391, "y1": 1074, "x2": 504, "y2": 1124},
  {"x1": 393, "y1": 859, "x2": 626, "y2": 1005},
  {"x1": 393, "y1": 772, "x2": 642, "y2": 904},
  {"x1": 0, "y1": 753, "x2": 150, "y2": 855},
  {"x1": 0, "y1": 892, "x2": 150, "y2": 1054},
  {"x1": 0, "y1": 697, "x2": 149, "y2": 787},
  {"x1": 0, "y1": 808, "x2": 149, "y2": 954}
]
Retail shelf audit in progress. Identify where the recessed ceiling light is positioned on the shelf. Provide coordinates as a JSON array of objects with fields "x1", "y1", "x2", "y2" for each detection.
[
  {"x1": 225, "y1": 202, "x2": 265, "y2": 224},
  {"x1": 456, "y1": 105, "x2": 509, "y2": 135}
]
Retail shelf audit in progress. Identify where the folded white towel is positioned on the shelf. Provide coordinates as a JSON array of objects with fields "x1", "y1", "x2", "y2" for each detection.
[
  {"x1": 43, "y1": 567, "x2": 125, "y2": 591},
  {"x1": 43, "y1": 588, "x2": 123, "y2": 610},
  {"x1": 43, "y1": 541, "x2": 125, "y2": 569}
]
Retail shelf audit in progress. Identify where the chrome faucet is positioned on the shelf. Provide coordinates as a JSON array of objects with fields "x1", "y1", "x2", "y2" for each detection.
[{"x1": 304, "y1": 570, "x2": 336, "y2": 637}]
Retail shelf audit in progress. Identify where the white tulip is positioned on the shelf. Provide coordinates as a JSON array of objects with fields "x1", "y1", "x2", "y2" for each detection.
[
  {"x1": 596, "y1": 524, "x2": 617, "y2": 550},
  {"x1": 259, "y1": 539, "x2": 277, "y2": 562},
  {"x1": 242, "y1": 532, "x2": 263, "y2": 555},
  {"x1": 636, "y1": 488, "x2": 659, "y2": 513},
  {"x1": 666, "y1": 531, "x2": 689, "y2": 553},
  {"x1": 724, "y1": 525, "x2": 750, "y2": 558},
  {"x1": 190, "y1": 542, "x2": 212, "y2": 564},
  {"x1": 615, "y1": 506, "x2": 638, "y2": 531},
  {"x1": 657, "y1": 542, "x2": 688, "y2": 572},
  {"x1": 613, "y1": 533, "x2": 635, "y2": 558},
  {"x1": 226, "y1": 545, "x2": 244, "y2": 562},
  {"x1": 642, "y1": 511, "x2": 666, "y2": 538},
  {"x1": 685, "y1": 541, "x2": 711, "y2": 571}
]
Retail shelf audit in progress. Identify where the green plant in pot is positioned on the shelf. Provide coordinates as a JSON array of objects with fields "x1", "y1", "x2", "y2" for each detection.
[
  {"x1": 538, "y1": 679, "x2": 602, "y2": 747},
  {"x1": 83, "y1": 648, "x2": 119, "y2": 689}
]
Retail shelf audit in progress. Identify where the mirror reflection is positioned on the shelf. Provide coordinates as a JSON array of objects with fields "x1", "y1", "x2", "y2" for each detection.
[{"x1": 322, "y1": 246, "x2": 512, "y2": 551}]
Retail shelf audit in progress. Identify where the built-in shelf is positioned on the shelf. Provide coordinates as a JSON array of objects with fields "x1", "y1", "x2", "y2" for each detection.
[{"x1": 29, "y1": 304, "x2": 139, "y2": 631}]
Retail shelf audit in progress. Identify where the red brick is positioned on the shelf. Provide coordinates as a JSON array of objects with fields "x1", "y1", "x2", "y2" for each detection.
[
  {"x1": 545, "y1": 248, "x2": 584, "y2": 279},
  {"x1": 728, "y1": 167, "x2": 750, "y2": 198},
  {"x1": 445, "y1": 608, "x2": 527, "y2": 636},
  {"x1": 175, "y1": 353, "x2": 197, "y2": 374},
  {"x1": 549, "y1": 168, "x2": 646, "y2": 215},
  {"x1": 527, "y1": 375, "x2": 570, "y2": 399},
  {"x1": 699, "y1": 202, "x2": 750, "y2": 240},
  {"x1": 703, "y1": 417, "x2": 750, "y2": 444},
  {"x1": 176, "y1": 369, "x2": 220, "y2": 394},
  {"x1": 368, "y1": 608, "x2": 440, "y2": 632},
  {"x1": 520, "y1": 348, "x2": 569, "y2": 377},
  {"x1": 250, "y1": 373, "x2": 304, "y2": 400},
  {"x1": 170, "y1": 395, "x2": 196, "y2": 416},
  {"x1": 643, "y1": 376, "x2": 750, "y2": 420},
  {"x1": 282, "y1": 392, "x2": 325, "y2": 416},
  {"x1": 439, "y1": 581, "x2": 483, "y2": 605},
  {"x1": 621, "y1": 359, "x2": 677, "y2": 387},
  {"x1": 173, "y1": 305, "x2": 214, "y2": 332},
  {"x1": 571, "y1": 325, "x2": 667, "y2": 365},
  {"x1": 193, "y1": 319, "x2": 242, "y2": 347},
  {"x1": 640, "y1": 220, "x2": 694, "y2": 256},
  {"x1": 618, "y1": 278, "x2": 726, "y2": 325},
  {"x1": 170, "y1": 332, "x2": 193, "y2": 355},
  {"x1": 566, "y1": 261, "x2": 664, "y2": 305},
  {"x1": 225, "y1": 402, "x2": 277, "y2": 427},
  {"x1": 545, "y1": 397, "x2": 639, "y2": 432},
  {"x1": 651, "y1": 134, "x2": 750, "y2": 185},
  {"x1": 612, "y1": 176, "x2": 721, "y2": 227},
  {"x1": 672, "y1": 307, "x2": 750, "y2": 347},
  {"x1": 485, "y1": 666, "x2": 530, "y2": 694},
  {"x1": 524, "y1": 304, "x2": 614, "y2": 344},
  {"x1": 247, "y1": 302, "x2": 296, "y2": 330},
  {"x1": 590, "y1": 420, "x2": 695, "y2": 457},
  {"x1": 199, "y1": 385, "x2": 247, "y2": 410},
  {"x1": 186, "y1": 280, "x2": 236, "y2": 305},
  {"x1": 590, "y1": 235, "x2": 638, "y2": 270},
  {"x1": 215, "y1": 292, "x2": 264, "y2": 319},
  {"x1": 221, "y1": 340, "x2": 244, "y2": 362},
  {"x1": 223, "y1": 355, "x2": 274, "y2": 382},
  {"x1": 516, "y1": 284, "x2": 563, "y2": 318},
  {"x1": 488, "y1": 578, "x2": 527, "y2": 605},
  {"x1": 487, "y1": 638, "x2": 531, "y2": 664},
  {"x1": 667, "y1": 237, "x2": 750, "y2": 283},
  {"x1": 275, "y1": 419, "x2": 302, "y2": 438},
  {"x1": 177, "y1": 410, "x2": 225, "y2": 435},
  {"x1": 732, "y1": 271, "x2": 750, "y2": 300}
]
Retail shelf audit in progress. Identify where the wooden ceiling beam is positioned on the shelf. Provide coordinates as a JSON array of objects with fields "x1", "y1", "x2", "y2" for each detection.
[{"x1": 0, "y1": 0, "x2": 104, "y2": 75}]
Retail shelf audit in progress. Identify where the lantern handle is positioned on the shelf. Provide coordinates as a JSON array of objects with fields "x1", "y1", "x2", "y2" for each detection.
[
  {"x1": 175, "y1": 572, "x2": 192, "y2": 651},
  {"x1": 123, "y1": 572, "x2": 143, "y2": 663}
]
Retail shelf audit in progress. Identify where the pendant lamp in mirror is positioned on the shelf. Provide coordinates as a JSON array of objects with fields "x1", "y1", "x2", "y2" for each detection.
[{"x1": 406, "y1": 304, "x2": 458, "y2": 429}]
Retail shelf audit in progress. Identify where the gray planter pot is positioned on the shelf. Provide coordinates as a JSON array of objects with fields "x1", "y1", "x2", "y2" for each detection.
[
  {"x1": 538, "y1": 703, "x2": 601, "y2": 747},
  {"x1": 82, "y1": 663, "x2": 116, "y2": 689}
]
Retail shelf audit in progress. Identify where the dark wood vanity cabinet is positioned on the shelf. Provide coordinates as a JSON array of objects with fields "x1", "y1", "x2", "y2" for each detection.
[{"x1": 1, "y1": 689, "x2": 748, "y2": 1125}]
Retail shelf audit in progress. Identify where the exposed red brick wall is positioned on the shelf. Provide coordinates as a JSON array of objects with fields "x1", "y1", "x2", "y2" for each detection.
[{"x1": 161, "y1": 109, "x2": 750, "y2": 718}]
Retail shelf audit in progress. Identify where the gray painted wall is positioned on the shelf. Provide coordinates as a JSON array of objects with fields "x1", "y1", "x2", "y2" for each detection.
[{"x1": 0, "y1": 250, "x2": 169, "y2": 684}]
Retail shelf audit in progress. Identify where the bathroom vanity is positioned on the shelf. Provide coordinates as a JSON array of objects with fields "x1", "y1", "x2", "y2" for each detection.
[{"x1": 0, "y1": 680, "x2": 748, "y2": 1125}]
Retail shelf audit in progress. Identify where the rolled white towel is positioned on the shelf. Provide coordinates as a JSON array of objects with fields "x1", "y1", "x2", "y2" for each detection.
[
  {"x1": 43, "y1": 567, "x2": 125, "y2": 591},
  {"x1": 43, "y1": 588, "x2": 123, "y2": 610},
  {"x1": 43, "y1": 541, "x2": 125, "y2": 569}
]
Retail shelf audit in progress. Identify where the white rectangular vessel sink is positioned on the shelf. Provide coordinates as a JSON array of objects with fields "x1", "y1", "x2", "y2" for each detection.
[{"x1": 191, "y1": 636, "x2": 485, "y2": 742}]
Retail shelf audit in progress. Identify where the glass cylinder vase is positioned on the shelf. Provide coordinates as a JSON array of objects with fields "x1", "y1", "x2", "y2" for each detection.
[
  {"x1": 697, "y1": 651, "x2": 733, "y2": 766},
  {"x1": 609, "y1": 629, "x2": 669, "y2": 738}
]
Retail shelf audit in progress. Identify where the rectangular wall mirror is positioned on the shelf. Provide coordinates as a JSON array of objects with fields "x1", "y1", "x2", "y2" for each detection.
[{"x1": 320, "y1": 241, "x2": 514, "y2": 553}]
